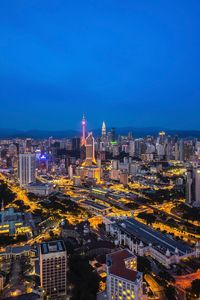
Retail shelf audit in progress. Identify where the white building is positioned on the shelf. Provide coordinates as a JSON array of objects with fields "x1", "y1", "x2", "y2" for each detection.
[
  {"x1": 194, "y1": 169, "x2": 200, "y2": 207},
  {"x1": 18, "y1": 153, "x2": 36, "y2": 187},
  {"x1": 27, "y1": 182, "x2": 53, "y2": 196},
  {"x1": 129, "y1": 141, "x2": 135, "y2": 157},
  {"x1": 104, "y1": 217, "x2": 199, "y2": 269},
  {"x1": 39, "y1": 240, "x2": 67, "y2": 300},
  {"x1": 106, "y1": 249, "x2": 144, "y2": 300}
]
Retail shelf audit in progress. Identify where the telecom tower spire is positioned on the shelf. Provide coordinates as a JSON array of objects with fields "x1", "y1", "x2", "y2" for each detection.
[{"x1": 81, "y1": 113, "x2": 86, "y2": 146}]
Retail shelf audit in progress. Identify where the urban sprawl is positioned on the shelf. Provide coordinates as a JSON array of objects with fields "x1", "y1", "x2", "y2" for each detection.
[{"x1": 0, "y1": 116, "x2": 200, "y2": 300}]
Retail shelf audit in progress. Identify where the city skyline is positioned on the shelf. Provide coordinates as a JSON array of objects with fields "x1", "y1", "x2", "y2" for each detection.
[
  {"x1": 1, "y1": 1, "x2": 200, "y2": 299},
  {"x1": 0, "y1": 1, "x2": 200, "y2": 130}
]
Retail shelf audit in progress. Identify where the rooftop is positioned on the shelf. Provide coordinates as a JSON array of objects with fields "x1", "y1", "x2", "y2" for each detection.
[
  {"x1": 82, "y1": 199, "x2": 109, "y2": 211},
  {"x1": 118, "y1": 218, "x2": 192, "y2": 255},
  {"x1": 40, "y1": 240, "x2": 66, "y2": 255},
  {"x1": 107, "y1": 249, "x2": 139, "y2": 282},
  {"x1": 3, "y1": 293, "x2": 39, "y2": 300}
]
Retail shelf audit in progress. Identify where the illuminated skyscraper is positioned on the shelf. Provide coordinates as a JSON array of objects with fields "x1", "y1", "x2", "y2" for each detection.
[
  {"x1": 102, "y1": 121, "x2": 106, "y2": 138},
  {"x1": 195, "y1": 169, "x2": 200, "y2": 206},
  {"x1": 85, "y1": 132, "x2": 96, "y2": 165},
  {"x1": 81, "y1": 114, "x2": 86, "y2": 146},
  {"x1": 18, "y1": 153, "x2": 36, "y2": 187},
  {"x1": 186, "y1": 168, "x2": 200, "y2": 207},
  {"x1": 186, "y1": 170, "x2": 193, "y2": 205}
]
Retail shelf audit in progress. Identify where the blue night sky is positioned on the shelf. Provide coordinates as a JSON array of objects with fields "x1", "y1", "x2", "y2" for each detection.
[{"x1": 0, "y1": 0, "x2": 200, "y2": 131}]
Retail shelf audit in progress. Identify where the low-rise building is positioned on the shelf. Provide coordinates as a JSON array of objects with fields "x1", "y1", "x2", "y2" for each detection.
[
  {"x1": 104, "y1": 217, "x2": 199, "y2": 268},
  {"x1": 0, "y1": 207, "x2": 32, "y2": 236},
  {"x1": 27, "y1": 182, "x2": 53, "y2": 196},
  {"x1": 106, "y1": 249, "x2": 144, "y2": 300}
]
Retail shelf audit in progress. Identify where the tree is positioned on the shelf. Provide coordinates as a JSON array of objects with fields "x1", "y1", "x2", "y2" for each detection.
[
  {"x1": 191, "y1": 279, "x2": 200, "y2": 296},
  {"x1": 68, "y1": 254, "x2": 100, "y2": 299},
  {"x1": 137, "y1": 256, "x2": 152, "y2": 273},
  {"x1": 165, "y1": 285, "x2": 176, "y2": 299},
  {"x1": 137, "y1": 212, "x2": 156, "y2": 225},
  {"x1": 158, "y1": 270, "x2": 175, "y2": 283}
]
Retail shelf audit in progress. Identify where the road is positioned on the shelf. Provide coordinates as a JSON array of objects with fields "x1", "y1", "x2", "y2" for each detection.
[{"x1": 144, "y1": 274, "x2": 166, "y2": 300}]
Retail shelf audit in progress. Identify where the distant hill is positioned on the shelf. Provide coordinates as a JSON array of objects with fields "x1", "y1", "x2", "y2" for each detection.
[{"x1": 0, "y1": 127, "x2": 200, "y2": 139}]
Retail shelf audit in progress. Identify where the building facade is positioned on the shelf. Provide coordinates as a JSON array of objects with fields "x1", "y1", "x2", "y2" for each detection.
[
  {"x1": 39, "y1": 240, "x2": 67, "y2": 300},
  {"x1": 18, "y1": 153, "x2": 36, "y2": 187},
  {"x1": 106, "y1": 249, "x2": 143, "y2": 300}
]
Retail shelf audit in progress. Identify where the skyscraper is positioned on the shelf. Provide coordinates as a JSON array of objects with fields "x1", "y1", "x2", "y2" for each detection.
[
  {"x1": 18, "y1": 153, "x2": 36, "y2": 187},
  {"x1": 186, "y1": 168, "x2": 200, "y2": 207},
  {"x1": 102, "y1": 121, "x2": 106, "y2": 138},
  {"x1": 39, "y1": 240, "x2": 67, "y2": 300},
  {"x1": 85, "y1": 132, "x2": 96, "y2": 165},
  {"x1": 111, "y1": 127, "x2": 116, "y2": 142},
  {"x1": 186, "y1": 170, "x2": 193, "y2": 205},
  {"x1": 72, "y1": 137, "x2": 81, "y2": 151},
  {"x1": 194, "y1": 169, "x2": 200, "y2": 207},
  {"x1": 81, "y1": 114, "x2": 86, "y2": 146},
  {"x1": 179, "y1": 139, "x2": 184, "y2": 162}
]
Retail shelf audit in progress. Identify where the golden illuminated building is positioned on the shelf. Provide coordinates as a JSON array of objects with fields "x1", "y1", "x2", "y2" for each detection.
[{"x1": 85, "y1": 132, "x2": 96, "y2": 166}]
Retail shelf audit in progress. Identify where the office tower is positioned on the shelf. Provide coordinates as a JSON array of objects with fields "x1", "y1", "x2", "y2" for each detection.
[
  {"x1": 174, "y1": 142, "x2": 179, "y2": 161},
  {"x1": 72, "y1": 137, "x2": 81, "y2": 151},
  {"x1": 120, "y1": 172, "x2": 128, "y2": 187},
  {"x1": 112, "y1": 144, "x2": 119, "y2": 157},
  {"x1": 166, "y1": 142, "x2": 172, "y2": 160},
  {"x1": 85, "y1": 132, "x2": 96, "y2": 165},
  {"x1": 186, "y1": 168, "x2": 200, "y2": 207},
  {"x1": 111, "y1": 127, "x2": 116, "y2": 142},
  {"x1": 179, "y1": 139, "x2": 184, "y2": 162},
  {"x1": 106, "y1": 249, "x2": 143, "y2": 300},
  {"x1": 194, "y1": 169, "x2": 200, "y2": 206},
  {"x1": 81, "y1": 114, "x2": 86, "y2": 146},
  {"x1": 39, "y1": 240, "x2": 67, "y2": 300},
  {"x1": 186, "y1": 170, "x2": 193, "y2": 204},
  {"x1": 128, "y1": 131, "x2": 133, "y2": 140},
  {"x1": 102, "y1": 121, "x2": 106, "y2": 139},
  {"x1": 134, "y1": 139, "x2": 144, "y2": 157},
  {"x1": 25, "y1": 138, "x2": 32, "y2": 152},
  {"x1": 18, "y1": 153, "x2": 36, "y2": 187},
  {"x1": 158, "y1": 131, "x2": 166, "y2": 144},
  {"x1": 129, "y1": 140, "x2": 135, "y2": 157},
  {"x1": 112, "y1": 160, "x2": 119, "y2": 170}
]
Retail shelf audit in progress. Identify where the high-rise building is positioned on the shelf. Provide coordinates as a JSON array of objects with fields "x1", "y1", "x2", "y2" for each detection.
[
  {"x1": 81, "y1": 114, "x2": 86, "y2": 146},
  {"x1": 129, "y1": 140, "x2": 135, "y2": 157},
  {"x1": 186, "y1": 170, "x2": 193, "y2": 205},
  {"x1": 186, "y1": 168, "x2": 200, "y2": 207},
  {"x1": 18, "y1": 153, "x2": 36, "y2": 187},
  {"x1": 102, "y1": 121, "x2": 106, "y2": 139},
  {"x1": 194, "y1": 169, "x2": 200, "y2": 207},
  {"x1": 72, "y1": 137, "x2": 81, "y2": 151},
  {"x1": 111, "y1": 127, "x2": 116, "y2": 142},
  {"x1": 120, "y1": 172, "x2": 128, "y2": 187},
  {"x1": 39, "y1": 240, "x2": 67, "y2": 300},
  {"x1": 106, "y1": 249, "x2": 144, "y2": 300},
  {"x1": 85, "y1": 132, "x2": 96, "y2": 165},
  {"x1": 179, "y1": 139, "x2": 184, "y2": 162}
]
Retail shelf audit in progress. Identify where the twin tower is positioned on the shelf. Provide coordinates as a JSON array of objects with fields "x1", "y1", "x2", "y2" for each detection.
[{"x1": 81, "y1": 114, "x2": 106, "y2": 166}]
